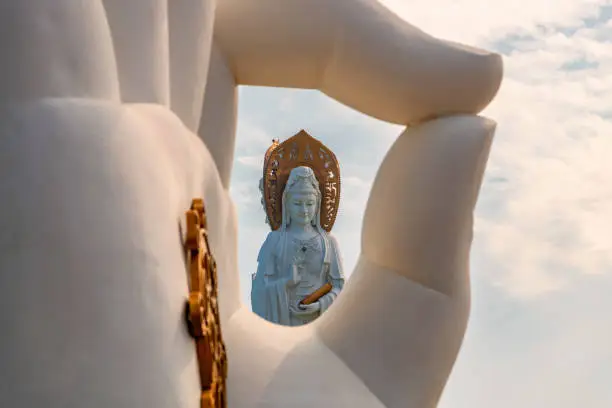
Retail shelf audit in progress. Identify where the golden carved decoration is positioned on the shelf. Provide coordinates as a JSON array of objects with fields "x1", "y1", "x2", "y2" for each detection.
[
  {"x1": 299, "y1": 283, "x2": 332, "y2": 306},
  {"x1": 263, "y1": 130, "x2": 341, "y2": 232},
  {"x1": 263, "y1": 138, "x2": 280, "y2": 170},
  {"x1": 184, "y1": 198, "x2": 227, "y2": 408}
]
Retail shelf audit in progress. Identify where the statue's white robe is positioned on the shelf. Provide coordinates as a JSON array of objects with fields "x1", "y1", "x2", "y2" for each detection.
[{"x1": 251, "y1": 231, "x2": 344, "y2": 325}]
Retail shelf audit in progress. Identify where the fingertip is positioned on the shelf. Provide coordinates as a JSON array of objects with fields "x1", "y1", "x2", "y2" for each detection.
[
  {"x1": 361, "y1": 115, "x2": 497, "y2": 296},
  {"x1": 0, "y1": 1, "x2": 120, "y2": 101},
  {"x1": 320, "y1": 0, "x2": 504, "y2": 125},
  {"x1": 413, "y1": 40, "x2": 504, "y2": 121}
]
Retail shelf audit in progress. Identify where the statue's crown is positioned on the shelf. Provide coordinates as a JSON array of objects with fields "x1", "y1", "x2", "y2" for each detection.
[{"x1": 286, "y1": 166, "x2": 317, "y2": 190}]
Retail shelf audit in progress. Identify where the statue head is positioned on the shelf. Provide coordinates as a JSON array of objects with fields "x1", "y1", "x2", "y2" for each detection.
[
  {"x1": 261, "y1": 131, "x2": 340, "y2": 232},
  {"x1": 282, "y1": 166, "x2": 321, "y2": 228}
]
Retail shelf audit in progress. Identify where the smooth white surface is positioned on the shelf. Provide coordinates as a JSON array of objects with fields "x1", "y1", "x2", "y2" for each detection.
[
  {"x1": 0, "y1": 1, "x2": 119, "y2": 101},
  {"x1": 0, "y1": 1, "x2": 502, "y2": 407},
  {"x1": 215, "y1": 0, "x2": 502, "y2": 124}
]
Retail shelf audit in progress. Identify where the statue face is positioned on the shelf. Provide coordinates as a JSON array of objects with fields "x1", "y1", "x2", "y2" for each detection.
[{"x1": 287, "y1": 192, "x2": 317, "y2": 226}]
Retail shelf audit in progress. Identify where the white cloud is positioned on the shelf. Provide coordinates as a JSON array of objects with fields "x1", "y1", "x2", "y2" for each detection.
[
  {"x1": 342, "y1": 176, "x2": 370, "y2": 187},
  {"x1": 380, "y1": 0, "x2": 611, "y2": 44},
  {"x1": 235, "y1": 155, "x2": 262, "y2": 169},
  {"x1": 371, "y1": 0, "x2": 611, "y2": 297},
  {"x1": 234, "y1": 118, "x2": 277, "y2": 154},
  {"x1": 474, "y1": 24, "x2": 612, "y2": 297}
]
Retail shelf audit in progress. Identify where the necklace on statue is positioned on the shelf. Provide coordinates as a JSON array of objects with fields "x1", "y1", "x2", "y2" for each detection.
[{"x1": 293, "y1": 235, "x2": 321, "y2": 257}]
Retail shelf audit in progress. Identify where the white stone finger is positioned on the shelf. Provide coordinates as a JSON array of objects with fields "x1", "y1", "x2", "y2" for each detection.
[
  {"x1": 102, "y1": 0, "x2": 170, "y2": 105},
  {"x1": 215, "y1": 0, "x2": 503, "y2": 124},
  {"x1": 168, "y1": 0, "x2": 216, "y2": 132},
  {"x1": 0, "y1": 0, "x2": 119, "y2": 101}
]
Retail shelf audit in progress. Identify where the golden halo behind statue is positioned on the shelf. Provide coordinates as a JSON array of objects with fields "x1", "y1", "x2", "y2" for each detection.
[{"x1": 263, "y1": 130, "x2": 341, "y2": 232}]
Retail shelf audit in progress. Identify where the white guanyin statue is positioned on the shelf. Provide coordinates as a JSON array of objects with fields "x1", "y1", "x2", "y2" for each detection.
[{"x1": 251, "y1": 165, "x2": 344, "y2": 326}]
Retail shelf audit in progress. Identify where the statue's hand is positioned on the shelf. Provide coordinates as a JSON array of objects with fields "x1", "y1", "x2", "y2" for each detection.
[
  {"x1": 290, "y1": 302, "x2": 320, "y2": 317},
  {"x1": 298, "y1": 302, "x2": 321, "y2": 313},
  {"x1": 0, "y1": 97, "x2": 242, "y2": 407}
]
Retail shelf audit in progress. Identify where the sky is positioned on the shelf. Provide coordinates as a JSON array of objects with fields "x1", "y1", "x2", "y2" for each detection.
[{"x1": 229, "y1": 1, "x2": 612, "y2": 407}]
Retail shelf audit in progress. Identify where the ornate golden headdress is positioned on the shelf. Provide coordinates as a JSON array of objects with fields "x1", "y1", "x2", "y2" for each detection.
[{"x1": 262, "y1": 130, "x2": 341, "y2": 232}]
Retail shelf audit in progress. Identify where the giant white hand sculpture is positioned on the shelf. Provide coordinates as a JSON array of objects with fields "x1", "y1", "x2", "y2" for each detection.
[{"x1": 0, "y1": 1, "x2": 502, "y2": 408}]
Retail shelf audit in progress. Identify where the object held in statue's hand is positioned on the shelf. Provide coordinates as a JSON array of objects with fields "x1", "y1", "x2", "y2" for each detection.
[{"x1": 300, "y1": 283, "x2": 332, "y2": 305}]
